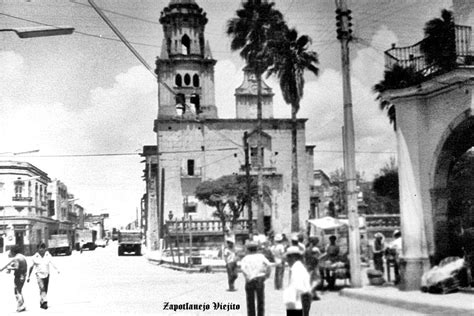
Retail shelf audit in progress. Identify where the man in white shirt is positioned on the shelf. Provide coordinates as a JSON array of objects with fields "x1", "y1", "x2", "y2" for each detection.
[
  {"x1": 284, "y1": 246, "x2": 312, "y2": 316},
  {"x1": 240, "y1": 240, "x2": 272, "y2": 316},
  {"x1": 223, "y1": 236, "x2": 238, "y2": 291},
  {"x1": 271, "y1": 234, "x2": 286, "y2": 290},
  {"x1": 27, "y1": 243, "x2": 60, "y2": 310}
]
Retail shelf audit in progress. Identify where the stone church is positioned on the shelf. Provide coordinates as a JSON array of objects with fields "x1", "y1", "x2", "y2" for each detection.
[{"x1": 141, "y1": 0, "x2": 315, "y2": 249}]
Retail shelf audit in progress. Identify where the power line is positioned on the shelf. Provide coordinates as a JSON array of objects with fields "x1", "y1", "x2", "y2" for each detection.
[{"x1": 2, "y1": 147, "x2": 238, "y2": 158}]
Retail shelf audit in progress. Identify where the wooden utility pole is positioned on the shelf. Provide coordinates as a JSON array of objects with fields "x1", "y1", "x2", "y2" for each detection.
[
  {"x1": 335, "y1": 0, "x2": 361, "y2": 288},
  {"x1": 243, "y1": 131, "x2": 253, "y2": 235}
]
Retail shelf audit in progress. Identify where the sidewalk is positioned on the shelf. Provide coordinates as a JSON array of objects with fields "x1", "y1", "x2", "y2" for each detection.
[
  {"x1": 147, "y1": 251, "x2": 474, "y2": 314},
  {"x1": 146, "y1": 250, "x2": 227, "y2": 273},
  {"x1": 340, "y1": 285, "x2": 474, "y2": 314}
]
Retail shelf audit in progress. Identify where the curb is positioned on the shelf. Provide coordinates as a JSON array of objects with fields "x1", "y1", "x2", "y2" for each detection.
[
  {"x1": 339, "y1": 288, "x2": 474, "y2": 314},
  {"x1": 147, "y1": 256, "x2": 227, "y2": 273}
]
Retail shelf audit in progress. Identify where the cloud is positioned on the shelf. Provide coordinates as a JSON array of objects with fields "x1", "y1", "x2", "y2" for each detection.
[{"x1": 0, "y1": 60, "x2": 156, "y2": 226}]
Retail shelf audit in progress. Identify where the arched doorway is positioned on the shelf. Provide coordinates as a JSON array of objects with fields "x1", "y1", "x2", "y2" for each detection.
[{"x1": 431, "y1": 113, "x2": 474, "y2": 262}]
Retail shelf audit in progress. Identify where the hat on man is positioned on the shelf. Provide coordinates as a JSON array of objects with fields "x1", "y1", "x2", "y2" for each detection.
[
  {"x1": 375, "y1": 232, "x2": 384, "y2": 239},
  {"x1": 290, "y1": 234, "x2": 299, "y2": 242},
  {"x1": 245, "y1": 240, "x2": 258, "y2": 250},
  {"x1": 274, "y1": 234, "x2": 283, "y2": 242},
  {"x1": 393, "y1": 230, "x2": 401, "y2": 238},
  {"x1": 225, "y1": 236, "x2": 235, "y2": 244},
  {"x1": 285, "y1": 246, "x2": 303, "y2": 257}
]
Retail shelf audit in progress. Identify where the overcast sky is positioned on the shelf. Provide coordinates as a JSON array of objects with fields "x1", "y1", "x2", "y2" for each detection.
[{"x1": 0, "y1": 0, "x2": 456, "y2": 227}]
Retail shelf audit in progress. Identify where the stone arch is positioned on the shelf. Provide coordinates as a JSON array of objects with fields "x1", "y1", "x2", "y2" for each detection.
[{"x1": 430, "y1": 109, "x2": 474, "y2": 260}]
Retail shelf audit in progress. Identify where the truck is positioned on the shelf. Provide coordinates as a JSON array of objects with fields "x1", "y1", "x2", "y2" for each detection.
[
  {"x1": 118, "y1": 230, "x2": 142, "y2": 256},
  {"x1": 75, "y1": 229, "x2": 97, "y2": 251},
  {"x1": 48, "y1": 234, "x2": 72, "y2": 256}
]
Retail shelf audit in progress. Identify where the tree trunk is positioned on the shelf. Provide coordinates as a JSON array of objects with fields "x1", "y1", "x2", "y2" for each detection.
[{"x1": 291, "y1": 103, "x2": 299, "y2": 232}]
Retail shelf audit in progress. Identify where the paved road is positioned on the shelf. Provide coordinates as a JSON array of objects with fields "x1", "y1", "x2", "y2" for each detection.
[{"x1": 0, "y1": 244, "x2": 424, "y2": 315}]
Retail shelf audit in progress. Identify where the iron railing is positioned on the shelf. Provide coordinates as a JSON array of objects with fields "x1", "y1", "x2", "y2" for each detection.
[
  {"x1": 166, "y1": 218, "x2": 256, "y2": 236},
  {"x1": 384, "y1": 25, "x2": 473, "y2": 76}
]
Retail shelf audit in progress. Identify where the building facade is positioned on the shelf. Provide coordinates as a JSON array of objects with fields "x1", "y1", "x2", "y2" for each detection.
[
  {"x1": 142, "y1": 0, "x2": 315, "y2": 250},
  {"x1": 0, "y1": 161, "x2": 53, "y2": 255}
]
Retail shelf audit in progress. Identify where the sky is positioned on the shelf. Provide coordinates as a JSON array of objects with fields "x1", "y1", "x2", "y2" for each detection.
[{"x1": 0, "y1": 0, "x2": 457, "y2": 227}]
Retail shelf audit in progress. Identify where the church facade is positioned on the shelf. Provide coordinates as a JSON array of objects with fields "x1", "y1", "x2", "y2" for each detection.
[{"x1": 141, "y1": 0, "x2": 315, "y2": 249}]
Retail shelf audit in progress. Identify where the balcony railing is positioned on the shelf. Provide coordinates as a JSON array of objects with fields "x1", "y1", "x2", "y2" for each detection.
[
  {"x1": 384, "y1": 24, "x2": 473, "y2": 77},
  {"x1": 180, "y1": 167, "x2": 202, "y2": 178},
  {"x1": 239, "y1": 165, "x2": 278, "y2": 174},
  {"x1": 166, "y1": 218, "x2": 256, "y2": 236},
  {"x1": 365, "y1": 214, "x2": 400, "y2": 229}
]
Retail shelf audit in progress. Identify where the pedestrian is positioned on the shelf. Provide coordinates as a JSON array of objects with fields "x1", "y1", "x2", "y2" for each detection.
[
  {"x1": 27, "y1": 243, "x2": 60, "y2": 310},
  {"x1": 0, "y1": 245, "x2": 28, "y2": 312},
  {"x1": 321, "y1": 235, "x2": 340, "y2": 289},
  {"x1": 79, "y1": 239, "x2": 85, "y2": 253},
  {"x1": 290, "y1": 234, "x2": 306, "y2": 252},
  {"x1": 271, "y1": 234, "x2": 286, "y2": 290},
  {"x1": 304, "y1": 237, "x2": 321, "y2": 300},
  {"x1": 240, "y1": 240, "x2": 272, "y2": 316},
  {"x1": 283, "y1": 246, "x2": 312, "y2": 316},
  {"x1": 386, "y1": 230, "x2": 402, "y2": 284},
  {"x1": 223, "y1": 236, "x2": 238, "y2": 291},
  {"x1": 372, "y1": 232, "x2": 385, "y2": 273}
]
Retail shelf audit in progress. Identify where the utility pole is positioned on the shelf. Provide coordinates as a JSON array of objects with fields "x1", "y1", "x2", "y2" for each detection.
[
  {"x1": 243, "y1": 131, "x2": 253, "y2": 235},
  {"x1": 335, "y1": 0, "x2": 362, "y2": 288}
]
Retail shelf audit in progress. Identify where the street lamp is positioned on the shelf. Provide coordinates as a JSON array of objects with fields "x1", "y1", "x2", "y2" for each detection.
[{"x1": 0, "y1": 26, "x2": 74, "y2": 38}]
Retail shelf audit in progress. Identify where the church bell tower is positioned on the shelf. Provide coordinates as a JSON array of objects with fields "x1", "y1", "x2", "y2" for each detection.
[{"x1": 156, "y1": 0, "x2": 217, "y2": 119}]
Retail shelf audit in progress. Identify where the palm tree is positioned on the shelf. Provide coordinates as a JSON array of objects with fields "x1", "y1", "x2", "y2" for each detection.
[
  {"x1": 373, "y1": 64, "x2": 424, "y2": 130},
  {"x1": 227, "y1": 0, "x2": 286, "y2": 234},
  {"x1": 268, "y1": 28, "x2": 319, "y2": 232},
  {"x1": 420, "y1": 9, "x2": 456, "y2": 72}
]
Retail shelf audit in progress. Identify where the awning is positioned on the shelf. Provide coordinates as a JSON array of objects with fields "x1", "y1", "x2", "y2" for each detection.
[
  {"x1": 307, "y1": 216, "x2": 346, "y2": 230},
  {"x1": 307, "y1": 216, "x2": 365, "y2": 230}
]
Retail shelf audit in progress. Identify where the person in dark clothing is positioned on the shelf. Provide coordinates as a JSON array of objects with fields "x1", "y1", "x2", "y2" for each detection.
[
  {"x1": 372, "y1": 233, "x2": 385, "y2": 273},
  {"x1": 0, "y1": 245, "x2": 28, "y2": 312}
]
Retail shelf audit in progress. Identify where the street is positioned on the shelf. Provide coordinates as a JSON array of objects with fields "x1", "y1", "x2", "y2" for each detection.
[{"x1": 0, "y1": 244, "x2": 423, "y2": 316}]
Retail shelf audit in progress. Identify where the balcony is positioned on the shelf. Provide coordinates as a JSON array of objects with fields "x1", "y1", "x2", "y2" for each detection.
[
  {"x1": 384, "y1": 24, "x2": 473, "y2": 77},
  {"x1": 166, "y1": 219, "x2": 256, "y2": 237},
  {"x1": 365, "y1": 214, "x2": 400, "y2": 230},
  {"x1": 180, "y1": 167, "x2": 202, "y2": 178},
  {"x1": 239, "y1": 165, "x2": 280, "y2": 176}
]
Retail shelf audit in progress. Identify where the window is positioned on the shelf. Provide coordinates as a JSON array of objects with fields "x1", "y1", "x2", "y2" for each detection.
[
  {"x1": 183, "y1": 196, "x2": 197, "y2": 213},
  {"x1": 193, "y1": 74, "x2": 200, "y2": 87},
  {"x1": 250, "y1": 147, "x2": 264, "y2": 167},
  {"x1": 14, "y1": 179, "x2": 24, "y2": 198},
  {"x1": 175, "y1": 74, "x2": 182, "y2": 87},
  {"x1": 184, "y1": 73, "x2": 191, "y2": 86},
  {"x1": 181, "y1": 34, "x2": 191, "y2": 55},
  {"x1": 187, "y1": 159, "x2": 195, "y2": 176}
]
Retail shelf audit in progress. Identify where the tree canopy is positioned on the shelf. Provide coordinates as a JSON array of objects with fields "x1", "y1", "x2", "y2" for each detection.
[{"x1": 195, "y1": 174, "x2": 270, "y2": 231}]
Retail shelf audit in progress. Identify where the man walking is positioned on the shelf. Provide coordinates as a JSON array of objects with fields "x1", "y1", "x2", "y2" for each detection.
[
  {"x1": 284, "y1": 246, "x2": 312, "y2": 316},
  {"x1": 0, "y1": 245, "x2": 28, "y2": 312},
  {"x1": 223, "y1": 236, "x2": 238, "y2": 291},
  {"x1": 271, "y1": 234, "x2": 286, "y2": 290},
  {"x1": 28, "y1": 243, "x2": 60, "y2": 310},
  {"x1": 240, "y1": 240, "x2": 272, "y2": 316}
]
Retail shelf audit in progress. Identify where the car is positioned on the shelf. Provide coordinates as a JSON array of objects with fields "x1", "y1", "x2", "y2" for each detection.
[{"x1": 95, "y1": 239, "x2": 107, "y2": 248}]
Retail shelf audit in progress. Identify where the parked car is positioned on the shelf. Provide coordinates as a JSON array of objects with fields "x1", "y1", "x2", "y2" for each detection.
[{"x1": 95, "y1": 239, "x2": 107, "y2": 248}]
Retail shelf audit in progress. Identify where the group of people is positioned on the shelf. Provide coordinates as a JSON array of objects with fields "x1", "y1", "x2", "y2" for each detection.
[
  {"x1": 0, "y1": 243, "x2": 59, "y2": 312},
  {"x1": 223, "y1": 232, "x2": 343, "y2": 316},
  {"x1": 371, "y1": 230, "x2": 402, "y2": 284}
]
